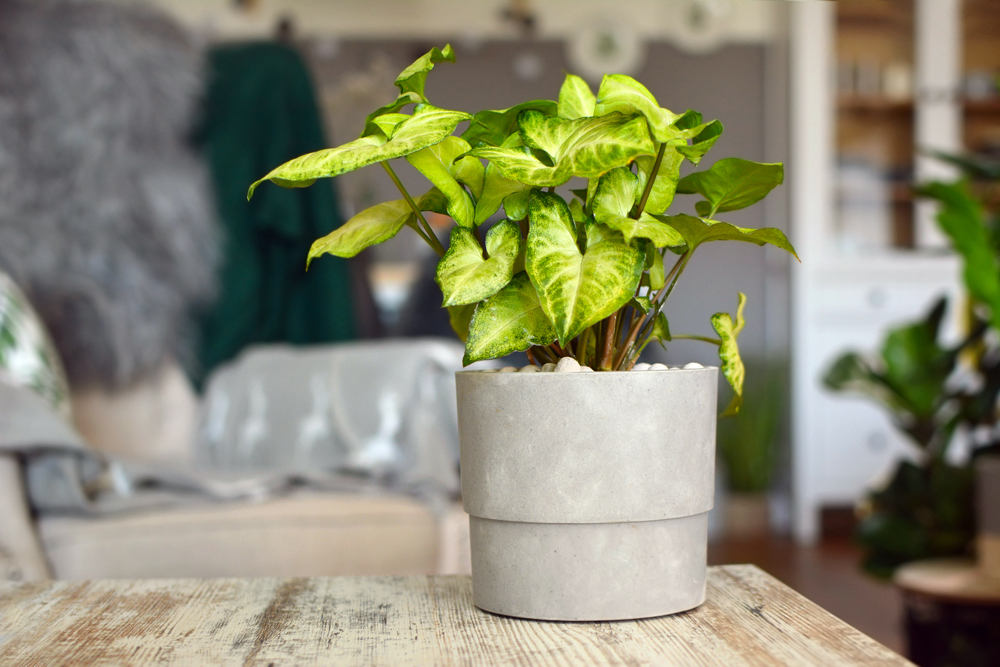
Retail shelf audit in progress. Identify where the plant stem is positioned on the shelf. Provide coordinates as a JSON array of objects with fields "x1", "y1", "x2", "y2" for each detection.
[
  {"x1": 613, "y1": 251, "x2": 691, "y2": 369},
  {"x1": 598, "y1": 311, "x2": 618, "y2": 370},
  {"x1": 671, "y1": 334, "x2": 722, "y2": 345},
  {"x1": 381, "y1": 162, "x2": 446, "y2": 256},
  {"x1": 635, "y1": 142, "x2": 667, "y2": 218}
]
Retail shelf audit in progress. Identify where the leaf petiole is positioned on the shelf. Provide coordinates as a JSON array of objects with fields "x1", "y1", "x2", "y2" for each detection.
[{"x1": 381, "y1": 161, "x2": 446, "y2": 256}]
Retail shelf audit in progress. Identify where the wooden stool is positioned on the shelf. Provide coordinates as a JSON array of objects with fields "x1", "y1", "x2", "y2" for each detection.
[{"x1": 895, "y1": 558, "x2": 1000, "y2": 667}]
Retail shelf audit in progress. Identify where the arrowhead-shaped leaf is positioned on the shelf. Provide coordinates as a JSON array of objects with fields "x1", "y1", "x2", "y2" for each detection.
[
  {"x1": 474, "y1": 162, "x2": 529, "y2": 224},
  {"x1": 655, "y1": 213, "x2": 798, "y2": 259},
  {"x1": 594, "y1": 74, "x2": 680, "y2": 143},
  {"x1": 676, "y1": 158, "x2": 783, "y2": 219},
  {"x1": 461, "y1": 100, "x2": 558, "y2": 147},
  {"x1": 307, "y1": 199, "x2": 412, "y2": 264},
  {"x1": 676, "y1": 120, "x2": 723, "y2": 165},
  {"x1": 395, "y1": 44, "x2": 455, "y2": 98},
  {"x1": 436, "y1": 220, "x2": 522, "y2": 307},
  {"x1": 713, "y1": 292, "x2": 747, "y2": 416},
  {"x1": 526, "y1": 191, "x2": 643, "y2": 344},
  {"x1": 467, "y1": 112, "x2": 656, "y2": 187},
  {"x1": 592, "y1": 168, "x2": 686, "y2": 248},
  {"x1": 249, "y1": 105, "x2": 471, "y2": 198},
  {"x1": 306, "y1": 188, "x2": 446, "y2": 266},
  {"x1": 406, "y1": 136, "x2": 478, "y2": 227},
  {"x1": 558, "y1": 74, "x2": 597, "y2": 119},
  {"x1": 463, "y1": 272, "x2": 557, "y2": 364}
]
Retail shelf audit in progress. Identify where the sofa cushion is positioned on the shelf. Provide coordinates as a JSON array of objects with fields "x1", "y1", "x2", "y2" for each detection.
[{"x1": 38, "y1": 493, "x2": 439, "y2": 580}]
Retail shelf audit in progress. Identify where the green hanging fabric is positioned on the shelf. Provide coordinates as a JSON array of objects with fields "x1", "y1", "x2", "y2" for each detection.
[{"x1": 195, "y1": 42, "x2": 355, "y2": 385}]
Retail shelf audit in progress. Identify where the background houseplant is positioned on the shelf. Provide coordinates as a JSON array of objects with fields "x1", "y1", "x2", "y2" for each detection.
[
  {"x1": 249, "y1": 45, "x2": 797, "y2": 620},
  {"x1": 717, "y1": 358, "x2": 785, "y2": 538},
  {"x1": 825, "y1": 152, "x2": 1000, "y2": 578}
]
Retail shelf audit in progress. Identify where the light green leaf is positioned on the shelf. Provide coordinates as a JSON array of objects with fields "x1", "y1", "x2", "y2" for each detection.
[
  {"x1": 655, "y1": 213, "x2": 798, "y2": 259},
  {"x1": 594, "y1": 74, "x2": 680, "y2": 143},
  {"x1": 406, "y1": 136, "x2": 477, "y2": 227},
  {"x1": 503, "y1": 189, "x2": 532, "y2": 221},
  {"x1": 558, "y1": 74, "x2": 596, "y2": 119},
  {"x1": 592, "y1": 168, "x2": 686, "y2": 248},
  {"x1": 360, "y1": 92, "x2": 423, "y2": 138},
  {"x1": 569, "y1": 198, "x2": 588, "y2": 225},
  {"x1": 464, "y1": 272, "x2": 557, "y2": 364},
  {"x1": 676, "y1": 120, "x2": 723, "y2": 165},
  {"x1": 436, "y1": 220, "x2": 522, "y2": 307},
  {"x1": 631, "y1": 296, "x2": 652, "y2": 313},
  {"x1": 712, "y1": 293, "x2": 747, "y2": 416},
  {"x1": 474, "y1": 162, "x2": 528, "y2": 224},
  {"x1": 461, "y1": 100, "x2": 558, "y2": 147},
  {"x1": 453, "y1": 155, "x2": 486, "y2": 199},
  {"x1": 306, "y1": 199, "x2": 412, "y2": 265},
  {"x1": 468, "y1": 112, "x2": 656, "y2": 187},
  {"x1": 448, "y1": 303, "x2": 477, "y2": 342},
  {"x1": 676, "y1": 158, "x2": 784, "y2": 219},
  {"x1": 249, "y1": 105, "x2": 472, "y2": 198},
  {"x1": 526, "y1": 191, "x2": 643, "y2": 344},
  {"x1": 395, "y1": 44, "x2": 455, "y2": 98},
  {"x1": 635, "y1": 147, "x2": 685, "y2": 215},
  {"x1": 645, "y1": 241, "x2": 665, "y2": 290}
]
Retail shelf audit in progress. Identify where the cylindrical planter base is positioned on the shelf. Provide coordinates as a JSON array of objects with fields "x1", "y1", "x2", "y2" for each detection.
[{"x1": 469, "y1": 513, "x2": 708, "y2": 621}]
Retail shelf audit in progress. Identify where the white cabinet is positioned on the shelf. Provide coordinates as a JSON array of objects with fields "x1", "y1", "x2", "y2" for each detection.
[{"x1": 789, "y1": 0, "x2": 964, "y2": 543}]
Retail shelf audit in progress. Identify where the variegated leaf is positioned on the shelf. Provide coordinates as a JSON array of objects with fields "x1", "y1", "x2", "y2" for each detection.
[
  {"x1": 467, "y1": 112, "x2": 656, "y2": 187},
  {"x1": 463, "y1": 272, "x2": 557, "y2": 364},
  {"x1": 360, "y1": 92, "x2": 423, "y2": 138},
  {"x1": 436, "y1": 220, "x2": 521, "y2": 306},
  {"x1": 307, "y1": 199, "x2": 412, "y2": 265},
  {"x1": 592, "y1": 168, "x2": 685, "y2": 248},
  {"x1": 406, "y1": 136, "x2": 478, "y2": 227},
  {"x1": 676, "y1": 120, "x2": 723, "y2": 165},
  {"x1": 526, "y1": 191, "x2": 643, "y2": 344},
  {"x1": 712, "y1": 292, "x2": 747, "y2": 416},
  {"x1": 654, "y1": 213, "x2": 798, "y2": 259},
  {"x1": 249, "y1": 105, "x2": 471, "y2": 198},
  {"x1": 558, "y1": 74, "x2": 596, "y2": 119},
  {"x1": 594, "y1": 74, "x2": 680, "y2": 143}
]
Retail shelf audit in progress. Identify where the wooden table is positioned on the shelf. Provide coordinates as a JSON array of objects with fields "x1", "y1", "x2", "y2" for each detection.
[{"x1": 0, "y1": 565, "x2": 910, "y2": 666}]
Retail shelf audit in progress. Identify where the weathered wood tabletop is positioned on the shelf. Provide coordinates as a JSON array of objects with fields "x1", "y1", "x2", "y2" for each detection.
[{"x1": 0, "y1": 565, "x2": 910, "y2": 666}]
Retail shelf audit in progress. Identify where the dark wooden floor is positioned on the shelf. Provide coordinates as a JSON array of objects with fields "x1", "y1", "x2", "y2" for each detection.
[{"x1": 708, "y1": 536, "x2": 905, "y2": 655}]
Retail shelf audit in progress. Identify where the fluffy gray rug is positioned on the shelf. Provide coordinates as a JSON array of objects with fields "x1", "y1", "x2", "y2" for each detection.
[{"x1": 0, "y1": 0, "x2": 218, "y2": 390}]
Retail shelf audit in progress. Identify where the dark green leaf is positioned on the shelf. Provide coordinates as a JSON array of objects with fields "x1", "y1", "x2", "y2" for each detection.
[
  {"x1": 676, "y1": 158, "x2": 784, "y2": 219},
  {"x1": 655, "y1": 213, "x2": 798, "y2": 259},
  {"x1": 460, "y1": 100, "x2": 558, "y2": 147}
]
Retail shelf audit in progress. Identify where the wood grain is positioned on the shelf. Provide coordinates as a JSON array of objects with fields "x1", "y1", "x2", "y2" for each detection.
[{"x1": 0, "y1": 565, "x2": 912, "y2": 666}]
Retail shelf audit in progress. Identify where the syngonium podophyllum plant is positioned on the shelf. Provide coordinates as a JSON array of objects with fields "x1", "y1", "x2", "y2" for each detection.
[{"x1": 248, "y1": 45, "x2": 798, "y2": 413}]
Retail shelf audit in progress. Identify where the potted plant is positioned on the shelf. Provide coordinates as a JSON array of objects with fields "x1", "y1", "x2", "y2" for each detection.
[
  {"x1": 249, "y1": 45, "x2": 797, "y2": 620},
  {"x1": 824, "y1": 152, "x2": 1000, "y2": 579}
]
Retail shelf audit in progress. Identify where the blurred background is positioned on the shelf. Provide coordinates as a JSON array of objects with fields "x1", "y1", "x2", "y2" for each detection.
[{"x1": 1, "y1": 1, "x2": 999, "y2": 663}]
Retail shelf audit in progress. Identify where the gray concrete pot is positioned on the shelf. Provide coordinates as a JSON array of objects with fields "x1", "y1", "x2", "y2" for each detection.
[{"x1": 457, "y1": 367, "x2": 718, "y2": 621}]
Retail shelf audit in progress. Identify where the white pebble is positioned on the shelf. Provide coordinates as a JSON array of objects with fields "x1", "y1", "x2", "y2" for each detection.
[
  {"x1": 519, "y1": 365, "x2": 540, "y2": 372},
  {"x1": 650, "y1": 363, "x2": 669, "y2": 371},
  {"x1": 499, "y1": 366, "x2": 518, "y2": 373},
  {"x1": 683, "y1": 362, "x2": 704, "y2": 370},
  {"x1": 633, "y1": 363, "x2": 651, "y2": 371},
  {"x1": 542, "y1": 363, "x2": 556, "y2": 372},
  {"x1": 555, "y1": 357, "x2": 581, "y2": 373},
  {"x1": 579, "y1": 366, "x2": 594, "y2": 373}
]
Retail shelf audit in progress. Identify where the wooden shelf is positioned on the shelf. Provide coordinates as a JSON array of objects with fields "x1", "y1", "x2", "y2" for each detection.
[
  {"x1": 964, "y1": 99, "x2": 1000, "y2": 114},
  {"x1": 838, "y1": 96, "x2": 913, "y2": 113}
]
